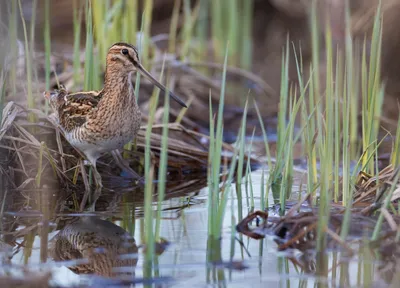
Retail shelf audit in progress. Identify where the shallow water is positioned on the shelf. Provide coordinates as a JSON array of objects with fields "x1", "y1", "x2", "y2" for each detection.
[{"x1": 1, "y1": 168, "x2": 396, "y2": 287}]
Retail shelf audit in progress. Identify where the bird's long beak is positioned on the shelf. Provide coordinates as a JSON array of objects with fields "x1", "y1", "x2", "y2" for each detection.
[{"x1": 137, "y1": 64, "x2": 187, "y2": 108}]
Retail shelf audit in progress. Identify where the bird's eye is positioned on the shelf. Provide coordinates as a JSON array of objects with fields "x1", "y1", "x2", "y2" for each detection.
[{"x1": 121, "y1": 49, "x2": 129, "y2": 55}]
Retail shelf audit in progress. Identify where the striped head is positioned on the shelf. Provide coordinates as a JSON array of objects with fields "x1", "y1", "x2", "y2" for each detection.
[
  {"x1": 106, "y1": 42, "x2": 187, "y2": 108},
  {"x1": 107, "y1": 42, "x2": 140, "y2": 73}
]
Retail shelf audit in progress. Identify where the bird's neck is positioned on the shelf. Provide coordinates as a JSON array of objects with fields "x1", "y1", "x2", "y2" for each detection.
[{"x1": 103, "y1": 68, "x2": 135, "y2": 103}]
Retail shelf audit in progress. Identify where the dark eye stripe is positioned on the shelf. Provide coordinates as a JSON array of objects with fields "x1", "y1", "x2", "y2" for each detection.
[{"x1": 127, "y1": 54, "x2": 137, "y2": 65}]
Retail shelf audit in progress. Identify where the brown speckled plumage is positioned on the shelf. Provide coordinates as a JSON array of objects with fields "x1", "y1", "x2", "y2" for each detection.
[
  {"x1": 50, "y1": 217, "x2": 138, "y2": 277},
  {"x1": 44, "y1": 43, "x2": 186, "y2": 187}
]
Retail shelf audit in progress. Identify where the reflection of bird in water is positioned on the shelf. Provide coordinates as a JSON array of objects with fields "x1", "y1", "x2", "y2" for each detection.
[{"x1": 50, "y1": 217, "x2": 137, "y2": 277}]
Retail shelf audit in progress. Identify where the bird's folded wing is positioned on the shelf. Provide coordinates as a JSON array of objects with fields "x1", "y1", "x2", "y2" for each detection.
[{"x1": 58, "y1": 91, "x2": 103, "y2": 132}]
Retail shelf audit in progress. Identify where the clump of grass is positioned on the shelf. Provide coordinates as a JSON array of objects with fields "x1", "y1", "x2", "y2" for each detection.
[
  {"x1": 206, "y1": 42, "x2": 253, "y2": 284},
  {"x1": 360, "y1": 3, "x2": 384, "y2": 175},
  {"x1": 269, "y1": 37, "x2": 305, "y2": 214},
  {"x1": 264, "y1": 0, "x2": 387, "y2": 259},
  {"x1": 207, "y1": 44, "x2": 229, "y2": 241},
  {"x1": 92, "y1": 0, "x2": 138, "y2": 69}
]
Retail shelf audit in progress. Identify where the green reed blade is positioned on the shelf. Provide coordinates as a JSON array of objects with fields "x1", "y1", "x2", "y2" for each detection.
[
  {"x1": 143, "y1": 53, "x2": 165, "y2": 275},
  {"x1": 44, "y1": 0, "x2": 51, "y2": 114},
  {"x1": 72, "y1": 0, "x2": 83, "y2": 87},
  {"x1": 391, "y1": 111, "x2": 400, "y2": 167},
  {"x1": 84, "y1": 0, "x2": 94, "y2": 91},
  {"x1": 207, "y1": 91, "x2": 215, "y2": 237},
  {"x1": 17, "y1": 0, "x2": 34, "y2": 110},
  {"x1": 168, "y1": 0, "x2": 182, "y2": 54},
  {"x1": 142, "y1": 0, "x2": 153, "y2": 69},
  {"x1": 8, "y1": 1, "x2": 18, "y2": 96},
  {"x1": 155, "y1": 59, "x2": 169, "y2": 242},
  {"x1": 240, "y1": 0, "x2": 253, "y2": 70}
]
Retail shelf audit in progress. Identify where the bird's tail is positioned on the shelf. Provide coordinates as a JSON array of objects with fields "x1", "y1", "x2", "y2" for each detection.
[{"x1": 43, "y1": 85, "x2": 68, "y2": 108}]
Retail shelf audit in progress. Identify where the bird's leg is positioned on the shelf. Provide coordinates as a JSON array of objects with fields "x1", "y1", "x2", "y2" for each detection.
[
  {"x1": 92, "y1": 165, "x2": 103, "y2": 189},
  {"x1": 85, "y1": 158, "x2": 103, "y2": 190},
  {"x1": 83, "y1": 154, "x2": 103, "y2": 189},
  {"x1": 111, "y1": 150, "x2": 144, "y2": 184},
  {"x1": 82, "y1": 155, "x2": 103, "y2": 211},
  {"x1": 87, "y1": 184, "x2": 102, "y2": 212},
  {"x1": 84, "y1": 164, "x2": 102, "y2": 211}
]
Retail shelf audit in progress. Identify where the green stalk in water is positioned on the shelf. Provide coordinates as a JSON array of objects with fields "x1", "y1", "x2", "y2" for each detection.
[
  {"x1": 143, "y1": 59, "x2": 166, "y2": 282},
  {"x1": 155, "y1": 61, "x2": 169, "y2": 242},
  {"x1": 235, "y1": 99, "x2": 247, "y2": 223},
  {"x1": 334, "y1": 50, "x2": 343, "y2": 203},
  {"x1": 271, "y1": 36, "x2": 290, "y2": 206},
  {"x1": 245, "y1": 128, "x2": 256, "y2": 211},
  {"x1": 341, "y1": 0, "x2": 352, "y2": 212},
  {"x1": 208, "y1": 43, "x2": 229, "y2": 239}
]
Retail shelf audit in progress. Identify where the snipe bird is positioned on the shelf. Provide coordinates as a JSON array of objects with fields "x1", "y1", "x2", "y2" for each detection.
[{"x1": 44, "y1": 43, "x2": 187, "y2": 187}]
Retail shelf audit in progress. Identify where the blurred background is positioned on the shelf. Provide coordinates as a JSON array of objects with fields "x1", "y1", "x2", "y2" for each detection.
[
  {"x1": 0, "y1": 0, "x2": 400, "y2": 119},
  {"x1": 2, "y1": 0, "x2": 400, "y2": 122}
]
